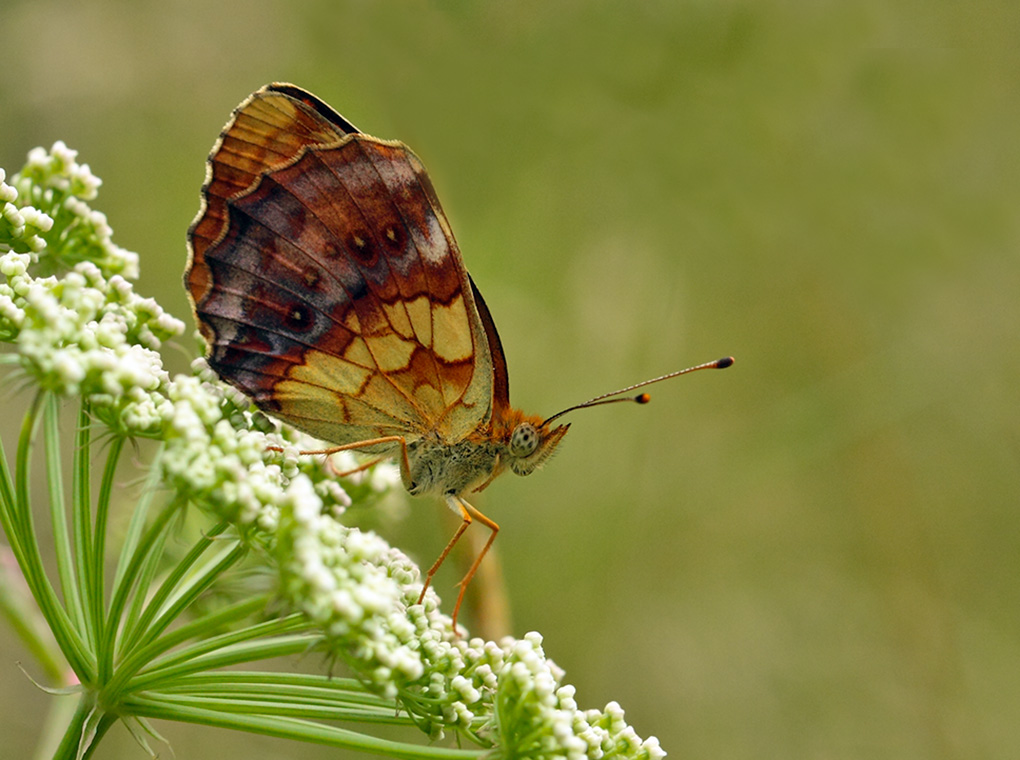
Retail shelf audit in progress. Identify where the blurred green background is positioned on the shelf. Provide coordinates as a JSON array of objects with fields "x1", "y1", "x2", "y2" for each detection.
[{"x1": 2, "y1": 1, "x2": 1018, "y2": 758}]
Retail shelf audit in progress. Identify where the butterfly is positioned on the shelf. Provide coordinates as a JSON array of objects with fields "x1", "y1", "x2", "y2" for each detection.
[{"x1": 185, "y1": 83, "x2": 733, "y2": 630}]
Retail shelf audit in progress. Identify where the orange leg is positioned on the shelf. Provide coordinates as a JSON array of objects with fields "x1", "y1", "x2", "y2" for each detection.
[
  {"x1": 452, "y1": 500, "x2": 500, "y2": 632},
  {"x1": 327, "y1": 456, "x2": 383, "y2": 478},
  {"x1": 418, "y1": 497, "x2": 500, "y2": 632},
  {"x1": 267, "y1": 436, "x2": 412, "y2": 485},
  {"x1": 418, "y1": 511, "x2": 470, "y2": 605}
]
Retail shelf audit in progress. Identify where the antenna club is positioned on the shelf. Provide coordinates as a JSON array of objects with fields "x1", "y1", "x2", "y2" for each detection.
[
  {"x1": 716, "y1": 356, "x2": 735, "y2": 369},
  {"x1": 636, "y1": 393, "x2": 651, "y2": 404}
]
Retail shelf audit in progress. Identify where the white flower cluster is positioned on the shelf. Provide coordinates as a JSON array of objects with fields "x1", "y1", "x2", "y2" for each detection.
[
  {"x1": 1, "y1": 167, "x2": 51, "y2": 255},
  {"x1": 495, "y1": 635, "x2": 666, "y2": 760},
  {"x1": 9, "y1": 141, "x2": 137, "y2": 277},
  {"x1": 159, "y1": 358, "x2": 393, "y2": 529},
  {"x1": 0, "y1": 146, "x2": 182, "y2": 434},
  {"x1": 277, "y1": 484, "x2": 666, "y2": 758},
  {"x1": 276, "y1": 480, "x2": 433, "y2": 688}
]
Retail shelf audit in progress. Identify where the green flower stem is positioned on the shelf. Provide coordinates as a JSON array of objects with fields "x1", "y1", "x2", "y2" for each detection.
[
  {"x1": 110, "y1": 443, "x2": 164, "y2": 592},
  {"x1": 145, "y1": 672, "x2": 407, "y2": 723},
  {"x1": 118, "y1": 519, "x2": 230, "y2": 653},
  {"x1": 11, "y1": 392, "x2": 47, "y2": 575},
  {"x1": 94, "y1": 432, "x2": 125, "y2": 683},
  {"x1": 118, "y1": 495, "x2": 184, "y2": 645},
  {"x1": 132, "y1": 538, "x2": 247, "y2": 645},
  {"x1": 130, "y1": 690, "x2": 414, "y2": 725},
  {"x1": 51, "y1": 694, "x2": 116, "y2": 760},
  {"x1": 128, "y1": 632, "x2": 321, "y2": 692},
  {"x1": 107, "y1": 596, "x2": 286, "y2": 695},
  {"x1": 71, "y1": 402, "x2": 95, "y2": 652},
  {"x1": 13, "y1": 391, "x2": 94, "y2": 680},
  {"x1": 0, "y1": 399, "x2": 43, "y2": 665},
  {"x1": 149, "y1": 671, "x2": 425, "y2": 728},
  {"x1": 124, "y1": 695, "x2": 487, "y2": 760},
  {"x1": 141, "y1": 612, "x2": 311, "y2": 670},
  {"x1": 0, "y1": 403, "x2": 18, "y2": 531},
  {"x1": 120, "y1": 594, "x2": 281, "y2": 676},
  {"x1": 162, "y1": 669, "x2": 369, "y2": 690},
  {"x1": 104, "y1": 489, "x2": 181, "y2": 656},
  {"x1": 160, "y1": 670, "x2": 391, "y2": 709},
  {"x1": 43, "y1": 394, "x2": 86, "y2": 636}
]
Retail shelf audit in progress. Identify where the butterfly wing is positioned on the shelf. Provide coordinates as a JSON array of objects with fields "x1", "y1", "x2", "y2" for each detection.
[
  {"x1": 469, "y1": 275, "x2": 510, "y2": 418},
  {"x1": 185, "y1": 84, "x2": 495, "y2": 448},
  {"x1": 188, "y1": 83, "x2": 360, "y2": 301}
]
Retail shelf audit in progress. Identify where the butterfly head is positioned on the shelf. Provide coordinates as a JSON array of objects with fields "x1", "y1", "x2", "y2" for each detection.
[{"x1": 505, "y1": 417, "x2": 570, "y2": 476}]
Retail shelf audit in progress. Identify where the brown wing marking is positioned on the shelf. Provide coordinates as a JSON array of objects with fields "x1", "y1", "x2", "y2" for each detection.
[
  {"x1": 326, "y1": 139, "x2": 483, "y2": 412},
  {"x1": 356, "y1": 141, "x2": 495, "y2": 440},
  {"x1": 186, "y1": 83, "x2": 358, "y2": 318},
  {"x1": 194, "y1": 172, "x2": 432, "y2": 441},
  {"x1": 256, "y1": 135, "x2": 491, "y2": 439}
]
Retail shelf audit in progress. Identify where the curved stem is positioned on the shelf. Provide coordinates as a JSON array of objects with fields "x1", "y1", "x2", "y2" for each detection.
[
  {"x1": 104, "y1": 491, "x2": 182, "y2": 677},
  {"x1": 44, "y1": 394, "x2": 85, "y2": 636},
  {"x1": 125, "y1": 695, "x2": 486, "y2": 760},
  {"x1": 136, "y1": 538, "x2": 248, "y2": 647},
  {"x1": 119, "y1": 519, "x2": 230, "y2": 653},
  {"x1": 128, "y1": 690, "x2": 414, "y2": 725},
  {"x1": 128, "y1": 627, "x2": 316, "y2": 693},
  {"x1": 109, "y1": 444, "x2": 166, "y2": 606},
  {"x1": 119, "y1": 496, "x2": 182, "y2": 645},
  {"x1": 71, "y1": 402, "x2": 94, "y2": 651},
  {"x1": 113, "y1": 595, "x2": 279, "y2": 691},
  {"x1": 94, "y1": 434, "x2": 125, "y2": 683},
  {"x1": 13, "y1": 392, "x2": 93, "y2": 680}
]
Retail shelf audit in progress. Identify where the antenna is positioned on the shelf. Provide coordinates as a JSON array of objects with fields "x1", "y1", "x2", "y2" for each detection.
[{"x1": 541, "y1": 356, "x2": 734, "y2": 426}]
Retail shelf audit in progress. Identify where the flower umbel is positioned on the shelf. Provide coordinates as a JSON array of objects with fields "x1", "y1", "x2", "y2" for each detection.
[{"x1": 0, "y1": 145, "x2": 665, "y2": 760}]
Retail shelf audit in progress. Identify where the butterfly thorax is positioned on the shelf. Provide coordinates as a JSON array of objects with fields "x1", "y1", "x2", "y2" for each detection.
[
  {"x1": 404, "y1": 435, "x2": 502, "y2": 497},
  {"x1": 404, "y1": 409, "x2": 570, "y2": 497}
]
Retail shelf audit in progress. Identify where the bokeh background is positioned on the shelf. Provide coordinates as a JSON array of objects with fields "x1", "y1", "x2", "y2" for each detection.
[{"x1": 2, "y1": 1, "x2": 1018, "y2": 758}]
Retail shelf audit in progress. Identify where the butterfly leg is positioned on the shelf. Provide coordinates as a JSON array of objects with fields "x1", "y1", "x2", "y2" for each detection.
[
  {"x1": 417, "y1": 496, "x2": 500, "y2": 632},
  {"x1": 267, "y1": 436, "x2": 412, "y2": 484},
  {"x1": 326, "y1": 456, "x2": 383, "y2": 478},
  {"x1": 453, "y1": 499, "x2": 500, "y2": 632},
  {"x1": 418, "y1": 508, "x2": 470, "y2": 605}
]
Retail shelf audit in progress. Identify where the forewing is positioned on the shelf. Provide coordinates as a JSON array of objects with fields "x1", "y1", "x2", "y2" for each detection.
[{"x1": 186, "y1": 86, "x2": 493, "y2": 446}]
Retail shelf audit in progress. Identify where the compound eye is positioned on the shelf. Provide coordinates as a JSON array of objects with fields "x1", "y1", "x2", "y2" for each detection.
[{"x1": 509, "y1": 423, "x2": 539, "y2": 458}]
